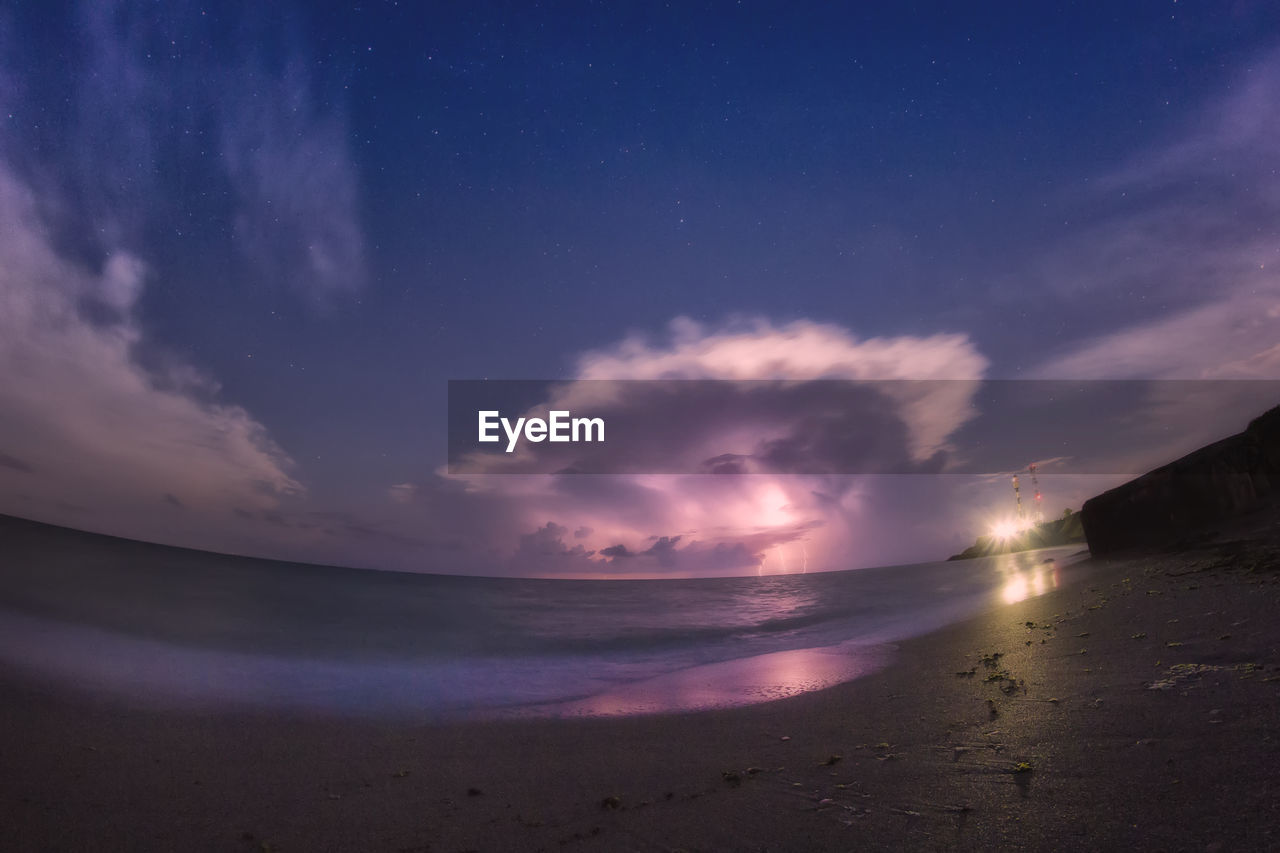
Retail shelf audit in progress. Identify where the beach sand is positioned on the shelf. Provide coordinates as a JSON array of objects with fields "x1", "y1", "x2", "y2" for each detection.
[{"x1": 3, "y1": 520, "x2": 1279, "y2": 852}]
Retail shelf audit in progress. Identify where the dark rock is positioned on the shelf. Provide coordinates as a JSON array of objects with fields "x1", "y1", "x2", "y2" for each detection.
[{"x1": 1081, "y1": 405, "x2": 1280, "y2": 555}]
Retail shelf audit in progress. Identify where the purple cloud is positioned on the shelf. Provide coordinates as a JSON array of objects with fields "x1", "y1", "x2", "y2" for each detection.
[{"x1": 429, "y1": 318, "x2": 991, "y2": 576}]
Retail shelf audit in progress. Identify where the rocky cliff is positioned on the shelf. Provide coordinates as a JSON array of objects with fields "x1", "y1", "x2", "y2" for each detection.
[{"x1": 1081, "y1": 404, "x2": 1280, "y2": 555}]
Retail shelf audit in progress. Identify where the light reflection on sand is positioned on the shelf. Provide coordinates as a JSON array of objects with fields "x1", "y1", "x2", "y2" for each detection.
[{"x1": 998, "y1": 553, "x2": 1062, "y2": 604}]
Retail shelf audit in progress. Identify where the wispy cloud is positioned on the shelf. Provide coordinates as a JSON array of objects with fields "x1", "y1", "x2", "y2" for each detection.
[
  {"x1": 1033, "y1": 49, "x2": 1280, "y2": 381},
  {"x1": 6, "y1": 0, "x2": 366, "y2": 306},
  {"x1": 0, "y1": 0, "x2": 363, "y2": 548},
  {"x1": 219, "y1": 57, "x2": 367, "y2": 304},
  {"x1": 0, "y1": 162, "x2": 301, "y2": 544}
]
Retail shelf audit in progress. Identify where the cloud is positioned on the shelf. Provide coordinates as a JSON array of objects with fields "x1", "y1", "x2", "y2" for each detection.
[
  {"x1": 0, "y1": 0, "x2": 378, "y2": 559},
  {"x1": 454, "y1": 318, "x2": 988, "y2": 478},
  {"x1": 388, "y1": 483, "x2": 418, "y2": 504},
  {"x1": 0, "y1": 450, "x2": 33, "y2": 474},
  {"x1": 1032, "y1": 50, "x2": 1280, "y2": 382},
  {"x1": 513, "y1": 522, "x2": 596, "y2": 568},
  {"x1": 1012, "y1": 50, "x2": 1280, "y2": 470},
  {"x1": 5, "y1": 0, "x2": 365, "y2": 307},
  {"x1": 440, "y1": 317, "x2": 990, "y2": 577},
  {"x1": 1036, "y1": 292, "x2": 1280, "y2": 380},
  {"x1": 219, "y1": 57, "x2": 367, "y2": 304},
  {"x1": 455, "y1": 380, "x2": 954, "y2": 477},
  {"x1": 572, "y1": 317, "x2": 988, "y2": 463},
  {"x1": 0, "y1": 162, "x2": 302, "y2": 545}
]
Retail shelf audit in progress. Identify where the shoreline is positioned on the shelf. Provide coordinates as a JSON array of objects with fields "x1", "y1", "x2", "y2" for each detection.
[
  {"x1": 0, "y1": 507, "x2": 1090, "y2": 720},
  {"x1": 0, "y1": 543, "x2": 1087, "y2": 722},
  {"x1": 5, "y1": 525, "x2": 1280, "y2": 850}
]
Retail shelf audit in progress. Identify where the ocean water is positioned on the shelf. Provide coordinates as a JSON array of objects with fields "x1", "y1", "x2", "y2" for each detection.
[{"x1": 0, "y1": 528, "x2": 1089, "y2": 718}]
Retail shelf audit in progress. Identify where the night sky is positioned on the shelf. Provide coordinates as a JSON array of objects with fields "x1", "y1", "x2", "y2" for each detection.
[{"x1": 3, "y1": 1, "x2": 1280, "y2": 576}]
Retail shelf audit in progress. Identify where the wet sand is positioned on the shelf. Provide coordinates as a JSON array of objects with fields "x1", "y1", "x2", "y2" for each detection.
[{"x1": 4, "y1": 523, "x2": 1280, "y2": 851}]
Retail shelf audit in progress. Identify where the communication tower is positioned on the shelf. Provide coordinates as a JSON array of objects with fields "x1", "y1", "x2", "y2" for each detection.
[
  {"x1": 1029, "y1": 463, "x2": 1044, "y2": 523},
  {"x1": 1012, "y1": 473, "x2": 1025, "y2": 524}
]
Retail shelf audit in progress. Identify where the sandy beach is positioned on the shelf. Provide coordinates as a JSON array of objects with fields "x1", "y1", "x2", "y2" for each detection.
[{"x1": 3, "y1": 514, "x2": 1278, "y2": 853}]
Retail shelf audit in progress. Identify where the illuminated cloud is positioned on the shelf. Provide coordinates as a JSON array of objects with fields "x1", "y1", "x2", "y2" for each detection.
[
  {"x1": 572, "y1": 317, "x2": 988, "y2": 463},
  {"x1": 445, "y1": 318, "x2": 990, "y2": 577},
  {"x1": 454, "y1": 318, "x2": 988, "y2": 478}
]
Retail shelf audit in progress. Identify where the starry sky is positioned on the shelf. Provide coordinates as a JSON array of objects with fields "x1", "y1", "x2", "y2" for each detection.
[{"x1": 2, "y1": 1, "x2": 1280, "y2": 576}]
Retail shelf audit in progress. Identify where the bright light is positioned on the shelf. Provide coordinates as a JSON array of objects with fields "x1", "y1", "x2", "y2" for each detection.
[
  {"x1": 990, "y1": 520, "x2": 1021, "y2": 540},
  {"x1": 1002, "y1": 574, "x2": 1029, "y2": 604},
  {"x1": 1000, "y1": 566, "x2": 1059, "y2": 605}
]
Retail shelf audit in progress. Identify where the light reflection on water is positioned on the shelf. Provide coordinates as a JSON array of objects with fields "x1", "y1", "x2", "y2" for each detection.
[
  {"x1": 515, "y1": 643, "x2": 896, "y2": 718},
  {"x1": 0, "y1": 544, "x2": 1089, "y2": 718}
]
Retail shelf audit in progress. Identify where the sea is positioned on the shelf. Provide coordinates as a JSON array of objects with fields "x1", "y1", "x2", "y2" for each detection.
[{"x1": 0, "y1": 528, "x2": 1089, "y2": 719}]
